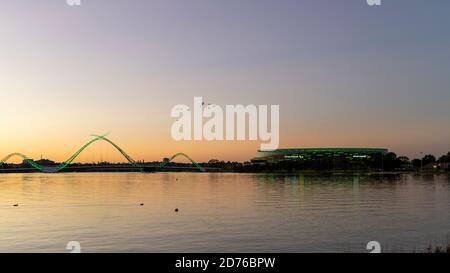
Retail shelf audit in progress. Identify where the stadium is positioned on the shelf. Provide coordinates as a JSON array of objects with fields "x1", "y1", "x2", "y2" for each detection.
[{"x1": 251, "y1": 148, "x2": 389, "y2": 165}]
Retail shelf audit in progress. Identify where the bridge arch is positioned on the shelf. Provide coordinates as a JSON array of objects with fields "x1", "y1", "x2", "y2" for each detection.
[
  {"x1": 0, "y1": 135, "x2": 204, "y2": 173},
  {"x1": 160, "y1": 153, "x2": 205, "y2": 172},
  {"x1": 0, "y1": 153, "x2": 44, "y2": 171}
]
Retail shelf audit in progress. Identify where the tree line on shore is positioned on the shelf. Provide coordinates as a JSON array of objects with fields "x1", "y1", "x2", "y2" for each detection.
[
  {"x1": 382, "y1": 151, "x2": 450, "y2": 171},
  {"x1": 203, "y1": 151, "x2": 450, "y2": 172},
  {"x1": 2, "y1": 151, "x2": 450, "y2": 173}
]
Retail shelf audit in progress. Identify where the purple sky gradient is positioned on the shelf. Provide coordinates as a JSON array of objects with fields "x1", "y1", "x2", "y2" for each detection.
[{"x1": 1, "y1": 0, "x2": 449, "y2": 162}]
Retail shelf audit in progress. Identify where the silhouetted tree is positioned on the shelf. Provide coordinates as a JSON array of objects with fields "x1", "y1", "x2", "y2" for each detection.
[
  {"x1": 422, "y1": 154, "x2": 436, "y2": 166},
  {"x1": 208, "y1": 159, "x2": 220, "y2": 164},
  {"x1": 383, "y1": 152, "x2": 400, "y2": 171},
  {"x1": 412, "y1": 159, "x2": 422, "y2": 168},
  {"x1": 398, "y1": 156, "x2": 410, "y2": 164},
  {"x1": 438, "y1": 152, "x2": 450, "y2": 163}
]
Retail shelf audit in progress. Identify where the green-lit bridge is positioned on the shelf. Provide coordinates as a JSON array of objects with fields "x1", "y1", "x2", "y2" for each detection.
[{"x1": 0, "y1": 134, "x2": 206, "y2": 173}]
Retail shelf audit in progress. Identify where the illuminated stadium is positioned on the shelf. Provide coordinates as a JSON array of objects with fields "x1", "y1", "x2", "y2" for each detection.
[{"x1": 251, "y1": 148, "x2": 389, "y2": 165}]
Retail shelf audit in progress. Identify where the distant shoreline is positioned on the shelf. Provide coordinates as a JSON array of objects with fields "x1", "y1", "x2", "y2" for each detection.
[{"x1": 0, "y1": 168, "x2": 448, "y2": 175}]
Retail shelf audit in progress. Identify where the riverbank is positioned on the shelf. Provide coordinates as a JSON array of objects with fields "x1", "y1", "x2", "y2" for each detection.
[
  {"x1": 1, "y1": 167, "x2": 449, "y2": 175},
  {"x1": 424, "y1": 244, "x2": 450, "y2": 253}
]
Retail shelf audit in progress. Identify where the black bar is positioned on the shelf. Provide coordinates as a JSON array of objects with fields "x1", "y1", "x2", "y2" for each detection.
[{"x1": 1, "y1": 253, "x2": 448, "y2": 273}]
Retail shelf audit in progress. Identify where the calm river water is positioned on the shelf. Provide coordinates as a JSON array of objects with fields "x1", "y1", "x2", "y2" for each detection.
[{"x1": 1, "y1": 173, "x2": 449, "y2": 253}]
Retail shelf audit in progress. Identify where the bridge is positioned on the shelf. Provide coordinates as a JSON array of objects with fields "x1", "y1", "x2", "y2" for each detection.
[{"x1": 0, "y1": 134, "x2": 206, "y2": 173}]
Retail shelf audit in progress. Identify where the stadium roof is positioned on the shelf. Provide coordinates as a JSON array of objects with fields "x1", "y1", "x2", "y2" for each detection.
[{"x1": 257, "y1": 148, "x2": 388, "y2": 154}]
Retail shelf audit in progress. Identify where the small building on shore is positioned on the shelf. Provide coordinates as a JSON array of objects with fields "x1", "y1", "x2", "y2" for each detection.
[{"x1": 424, "y1": 162, "x2": 450, "y2": 170}]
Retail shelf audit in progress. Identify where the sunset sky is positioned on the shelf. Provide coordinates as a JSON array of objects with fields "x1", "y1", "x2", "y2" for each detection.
[{"x1": 1, "y1": 0, "x2": 450, "y2": 163}]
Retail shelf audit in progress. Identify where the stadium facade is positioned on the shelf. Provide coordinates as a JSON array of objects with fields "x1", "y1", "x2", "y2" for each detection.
[{"x1": 251, "y1": 148, "x2": 388, "y2": 165}]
